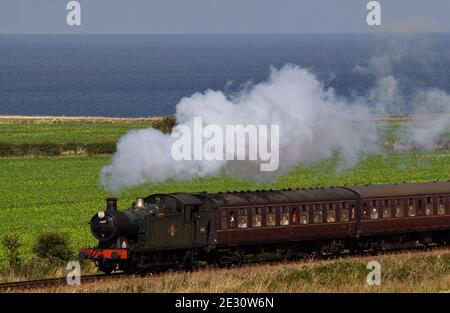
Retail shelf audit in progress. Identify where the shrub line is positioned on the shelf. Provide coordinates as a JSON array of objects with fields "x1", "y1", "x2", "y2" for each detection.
[{"x1": 0, "y1": 141, "x2": 116, "y2": 157}]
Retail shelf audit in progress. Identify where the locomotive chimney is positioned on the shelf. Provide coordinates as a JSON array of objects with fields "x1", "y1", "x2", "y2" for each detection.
[{"x1": 106, "y1": 197, "x2": 118, "y2": 212}]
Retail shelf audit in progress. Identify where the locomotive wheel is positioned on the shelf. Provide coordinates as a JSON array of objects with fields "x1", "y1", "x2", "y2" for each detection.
[{"x1": 99, "y1": 261, "x2": 115, "y2": 275}]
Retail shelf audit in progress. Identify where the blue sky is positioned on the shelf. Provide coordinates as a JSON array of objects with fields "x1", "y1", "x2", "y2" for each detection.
[{"x1": 1, "y1": 0, "x2": 449, "y2": 33}]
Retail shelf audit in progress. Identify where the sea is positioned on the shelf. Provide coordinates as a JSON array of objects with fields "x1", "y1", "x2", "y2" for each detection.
[{"x1": 0, "y1": 33, "x2": 449, "y2": 117}]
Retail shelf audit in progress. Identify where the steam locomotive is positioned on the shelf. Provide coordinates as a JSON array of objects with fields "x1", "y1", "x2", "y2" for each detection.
[{"x1": 79, "y1": 182, "x2": 450, "y2": 274}]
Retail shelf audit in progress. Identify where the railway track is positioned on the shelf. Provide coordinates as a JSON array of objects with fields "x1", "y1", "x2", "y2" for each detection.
[{"x1": 0, "y1": 272, "x2": 129, "y2": 292}]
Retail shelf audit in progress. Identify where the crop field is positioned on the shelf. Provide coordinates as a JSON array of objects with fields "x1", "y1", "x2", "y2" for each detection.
[
  {"x1": 0, "y1": 116, "x2": 450, "y2": 270},
  {"x1": 0, "y1": 121, "x2": 150, "y2": 144}
]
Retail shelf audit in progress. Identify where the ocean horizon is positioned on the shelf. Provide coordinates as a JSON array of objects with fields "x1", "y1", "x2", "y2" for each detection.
[{"x1": 1, "y1": 33, "x2": 449, "y2": 117}]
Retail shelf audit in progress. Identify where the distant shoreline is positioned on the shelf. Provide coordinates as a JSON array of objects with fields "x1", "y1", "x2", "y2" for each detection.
[
  {"x1": 0, "y1": 115, "x2": 160, "y2": 120},
  {"x1": 0, "y1": 115, "x2": 165, "y2": 124}
]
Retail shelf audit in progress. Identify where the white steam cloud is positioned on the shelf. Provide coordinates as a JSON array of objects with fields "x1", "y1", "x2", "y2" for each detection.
[{"x1": 100, "y1": 64, "x2": 379, "y2": 193}]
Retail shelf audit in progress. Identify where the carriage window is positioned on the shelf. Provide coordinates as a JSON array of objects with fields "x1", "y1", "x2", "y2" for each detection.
[
  {"x1": 370, "y1": 201, "x2": 379, "y2": 219},
  {"x1": 437, "y1": 197, "x2": 445, "y2": 215},
  {"x1": 351, "y1": 204, "x2": 355, "y2": 220},
  {"x1": 362, "y1": 203, "x2": 368, "y2": 219},
  {"x1": 238, "y1": 209, "x2": 248, "y2": 228},
  {"x1": 314, "y1": 205, "x2": 323, "y2": 224},
  {"x1": 407, "y1": 199, "x2": 416, "y2": 217},
  {"x1": 327, "y1": 204, "x2": 336, "y2": 223},
  {"x1": 382, "y1": 200, "x2": 391, "y2": 218},
  {"x1": 292, "y1": 208, "x2": 297, "y2": 224},
  {"x1": 252, "y1": 208, "x2": 262, "y2": 227},
  {"x1": 395, "y1": 199, "x2": 404, "y2": 217},
  {"x1": 300, "y1": 205, "x2": 309, "y2": 224},
  {"x1": 229, "y1": 211, "x2": 235, "y2": 228},
  {"x1": 221, "y1": 210, "x2": 228, "y2": 229},
  {"x1": 425, "y1": 197, "x2": 433, "y2": 216},
  {"x1": 280, "y1": 207, "x2": 290, "y2": 226},
  {"x1": 267, "y1": 207, "x2": 276, "y2": 226},
  {"x1": 340, "y1": 207, "x2": 349, "y2": 222}
]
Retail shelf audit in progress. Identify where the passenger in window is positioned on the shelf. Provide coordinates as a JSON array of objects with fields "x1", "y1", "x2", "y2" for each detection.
[
  {"x1": 437, "y1": 197, "x2": 445, "y2": 215},
  {"x1": 292, "y1": 209, "x2": 297, "y2": 224},
  {"x1": 280, "y1": 208, "x2": 290, "y2": 226},
  {"x1": 370, "y1": 207, "x2": 379, "y2": 219},
  {"x1": 252, "y1": 208, "x2": 262, "y2": 227},
  {"x1": 340, "y1": 208, "x2": 349, "y2": 222},
  {"x1": 314, "y1": 206, "x2": 323, "y2": 223},
  {"x1": 382, "y1": 200, "x2": 391, "y2": 218},
  {"x1": 395, "y1": 200, "x2": 404, "y2": 217},
  {"x1": 229, "y1": 212, "x2": 235, "y2": 228},
  {"x1": 327, "y1": 206, "x2": 336, "y2": 223},
  {"x1": 300, "y1": 206, "x2": 309, "y2": 224},
  {"x1": 238, "y1": 219, "x2": 247, "y2": 228},
  {"x1": 408, "y1": 199, "x2": 416, "y2": 217},
  {"x1": 425, "y1": 198, "x2": 433, "y2": 216},
  {"x1": 267, "y1": 207, "x2": 276, "y2": 226}
]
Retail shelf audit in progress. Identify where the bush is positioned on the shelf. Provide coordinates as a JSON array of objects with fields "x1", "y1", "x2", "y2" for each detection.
[
  {"x1": 32, "y1": 232, "x2": 73, "y2": 261},
  {"x1": 0, "y1": 142, "x2": 15, "y2": 157},
  {"x1": 152, "y1": 115, "x2": 176, "y2": 133},
  {"x1": 36, "y1": 142, "x2": 61, "y2": 156},
  {"x1": 1, "y1": 233, "x2": 22, "y2": 267},
  {"x1": 84, "y1": 142, "x2": 116, "y2": 155}
]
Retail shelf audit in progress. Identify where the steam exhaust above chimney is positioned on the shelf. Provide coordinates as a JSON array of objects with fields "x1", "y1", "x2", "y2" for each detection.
[{"x1": 106, "y1": 198, "x2": 118, "y2": 212}]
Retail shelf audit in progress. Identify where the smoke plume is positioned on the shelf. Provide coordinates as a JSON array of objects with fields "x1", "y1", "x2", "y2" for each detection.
[{"x1": 100, "y1": 64, "x2": 379, "y2": 192}]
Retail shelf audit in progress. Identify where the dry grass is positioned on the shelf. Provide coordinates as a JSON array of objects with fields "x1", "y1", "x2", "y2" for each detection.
[{"x1": 30, "y1": 249, "x2": 450, "y2": 293}]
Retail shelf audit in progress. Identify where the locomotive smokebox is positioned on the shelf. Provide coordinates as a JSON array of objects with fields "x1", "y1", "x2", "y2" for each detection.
[{"x1": 106, "y1": 197, "x2": 118, "y2": 212}]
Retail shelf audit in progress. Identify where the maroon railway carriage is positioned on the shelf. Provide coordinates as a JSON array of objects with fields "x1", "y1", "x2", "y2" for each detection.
[{"x1": 202, "y1": 182, "x2": 450, "y2": 256}]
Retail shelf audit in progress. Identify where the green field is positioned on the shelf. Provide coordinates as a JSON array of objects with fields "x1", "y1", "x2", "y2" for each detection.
[
  {"x1": 1, "y1": 151, "x2": 450, "y2": 264},
  {"x1": 0, "y1": 122, "x2": 150, "y2": 144}
]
